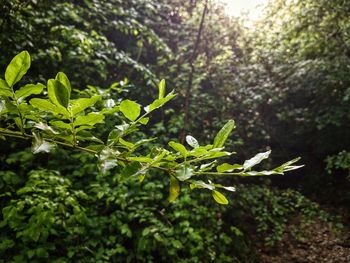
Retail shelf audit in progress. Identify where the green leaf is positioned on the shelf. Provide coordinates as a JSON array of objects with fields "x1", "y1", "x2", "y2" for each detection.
[
  {"x1": 168, "y1": 141, "x2": 187, "y2": 158},
  {"x1": 190, "y1": 180, "x2": 215, "y2": 190},
  {"x1": 119, "y1": 138, "x2": 135, "y2": 149},
  {"x1": 199, "y1": 161, "x2": 217, "y2": 171},
  {"x1": 14, "y1": 117, "x2": 22, "y2": 130},
  {"x1": 47, "y1": 79, "x2": 70, "y2": 108},
  {"x1": 214, "y1": 184, "x2": 236, "y2": 192},
  {"x1": 243, "y1": 150, "x2": 271, "y2": 170},
  {"x1": 175, "y1": 164, "x2": 194, "y2": 181},
  {"x1": 158, "y1": 79, "x2": 165, "y2": 99},
  {"x1": 0, "y1": 78, "x2": 12, "y2": 97},
  {"x1": 70, "y1": 95, "x2": 101, "y2": 115},
  {"x1": 98, "y1": 147, "x2": 119, "y2": 174},
  {"x1": 144, "y1": 91, "x2": 176, "y2": 113},
  {"x1": 188, "y1": 146, "x2": 208, "y2": 157},
  {"x1": 243, "y1": 170, "x2": 280, "y2": 176},
  {"x1": 74, "y1": 113, "x2": 104, "y2": 126},
  {"x1": 213, "y1": 120, "x2": 235, "y2": 148},
  {"x1": 168, "y1": 175, "x2": 180, "y2": 203},
  {"x1": 4, "y1": 100, "x2": 17, "y2": 114},
  {"x1": 0, "y1": 89, "x2": 12, "y2": 98},
  {"x1": 212, "y1": 190, "x2": 229, "y2": 205},
  {"x1": 32, "y1": 132, "x2": 55, "y2": 154},
  {"x1": 200, "y1": 150, "x2": 231, "y2": 161},
  {"x1": 76, "y1": 130, "x2": 103, "y2": 143},
  {"x1": 120, "y1": 99, "x2": 141, "y2": 121},
  {"x1": 30, "y1": 98, "x2": 69, "y2": 116},
  {"x1": 55, "y1": 72, "x2": 71, "y2": 97},
  {"x1": 127, "y1": 156, "x2": 154, "y2": 163},
  {"x1": 216, "y1": 163, "x2": 243, "y2": 172},
  {"x1": 50, "y1": 120, "x2": 71, "y2": 130},
  {"x1": 134, "y1": 138, "x2": 156, "y2": 147},
  {"x1": 186, "y1": 135, "x2": 199, "y2": 148},
  {"x1": 138, "y1": 174, "x2": 146, "y2": 183},
  {"x1": 121, "y1": 162, "x2": 142, "y2": 179},
  {"x1": 0, "y1": 78, "x2": 10, "y2": 89},
  {"x1": 5, "y1": 51, "x2": 31, "y2": 87},
  {"x1": 34, "y1": 122, "x2": 59, "y2": 134},
  {"x1": 75, "y1": 125, "x2": 94, "y2": 133},
  {"x1": 107, "y1": 130, "x2": 120, "y2": 146},
  {"x1": 139, "y1": 117, "x2": 149, "y2": 125},
  {"x1": 15, "y1": 83, "x2": 44, "y2": 100},
  {"x1": 154, "y1": 150, "x2": 167, "y2": 162},
  {"x1": 273, "y1": 157, "x2": 304, "y2": 173}
]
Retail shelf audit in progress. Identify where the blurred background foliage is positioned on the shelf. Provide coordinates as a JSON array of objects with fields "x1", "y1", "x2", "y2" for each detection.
[{"x1": 0, "y1": 0, "x2": 349, "y2": 261}]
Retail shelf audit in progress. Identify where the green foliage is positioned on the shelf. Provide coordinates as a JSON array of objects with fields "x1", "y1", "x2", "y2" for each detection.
[
  {"x1": 233, "y1": 185, "x2": 342, "y2": 247},
  {"x1": 0, "y1": 0, "x2": 169, "y2": 91},
  {"x1": 212, "y1": 190, "x2": 229, "y2": 205},
  {"x1": 5, "y1": 51, "x2": 31, "y2": 88},
  {"x1": 0, "y1": 51, "x2": 301, "y2": 205},
  {"x1": 2, "y1": 0, "x2": 347, "y2": 260},
  {"x1": 0, "y1": 167, "x2": 256, "y2": 262},
  {"x1": 326, "y1": 151, "x2": 350, "y2": 181},
  {"x1": 213, "y1": 120, "x2": 235, "y2": 149},
  {"x1": 0, "y1": 50, "x2": 304, "y2": 261}
]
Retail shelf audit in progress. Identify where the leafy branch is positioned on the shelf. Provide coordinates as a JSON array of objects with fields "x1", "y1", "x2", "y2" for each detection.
[{"x1": 0, "y1": 51, "x2": 303, "y2": 204}]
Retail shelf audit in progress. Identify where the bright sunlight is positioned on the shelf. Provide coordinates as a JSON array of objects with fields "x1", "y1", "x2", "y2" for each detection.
[{"x1": 219, "y1": 0, "x2": 269, "y2": 20}]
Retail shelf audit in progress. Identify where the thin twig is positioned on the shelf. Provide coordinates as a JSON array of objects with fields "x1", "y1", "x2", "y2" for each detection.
[{"x1": 180, "y1": 0, "x2": 209, "y2": 143}]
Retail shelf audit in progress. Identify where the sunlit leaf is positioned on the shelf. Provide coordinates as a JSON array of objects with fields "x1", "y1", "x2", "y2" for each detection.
[
  {"x1": 71, "y1": 95, "x2": 102, "y2": 115},
  {"x1": 243, "y1": 150, "x2": 271, "y2": 170},
  {"x1": 200, "y1": 150, "x2": 231, "y2": 160},
  {"x1": 199, "y1": 161, "x2": 217, "y2": 171},
  {"x1": 186, "y1": 135, "x2": 199, "y2": 148},
  {"x1": 119, "y1": 138, "x2": 134, "y2": 149},
  {"x1": 75, "y1": 125, "x2": 95, "y2": 133},
  {"x1": 188, "y1": 146, "x2": 208, "y2": 157},
  {"x1": 107, "y1": 129, "x2": 120, "y2": 146},
  {"x1": 15, "y1": 83, "x2": 44, "y2": 100},
  {"x1": 168, "y1": 175, "x2": 180, "y2": 203},
  {"x1": 154, "y1": 150, "x2": 168, "y2": 163},
  {"x1": 139, "y1": 117, "x2": 149, "y2": 125},
  {"x1": 144, "y1": 91, "x2": 176, "y2": 113},
  {"x1": 190, "y1": 180, "x2": 215, "y2": 190},
  {"x1": 216, "y1": 163, "x2": 243, "y2": 172},
  {"x1": 55, "y1": 72, "x2": 71, "y2": 97},
  {"x1": 74, "y1": 113, "x2": 104, "y2": 126},
  {"x1": 50, "y1": 120, "x2": 71, "y2": 130},
  {"x1": 175, "y1": 164, "x2": 194, "y2": 181},
  {"x1": 4, "y1": 100, "x2": 17, "y2": 114},
  {"x1": 0, "y1": 78, "x2": 12, "y2": 97},
  {"x1": 273, "y1": 157, "x2": 304, "y2": 172},
  {"x1": 121, "y1": 162, "x2": 142, "y2": 179},
  {"x1": 0, "y1": 100, "x2": 7, "y2": 114},
  {"x1": 30, "y1": 98, "x2": 69, "y2": 116},
  {"x1": 212, "y1": 190, "x2": 229, "y2": 205},
  {"x1": 127, "y1": 156, "x2": 154, "y2": 163},
  {"x1": 98, "y1": 147, "x2": 119, "y2": 174},
  {"x1": 120, "y1": 99, "x2": 141, "y2": 121},
  {"x1": 5, "y1": 51, "x2": 31, "y2": 87},
  {"x1": 243, "y1": 170, "x2": 281, "y2": 176},
  {"x1": 0, "y1": 78, "x2": 10, "y2": 90},
  {"x1": 158, "y1": 79, "x2": 165, "y2": 99},
  {"x1": 32, "y1": 132, "x2": 54, "y2": 154},
  {"x1": 168, "y1": 141, "x2": 187, "y2": 158},
  {"x1": 47, "y1": 79, "x2": 70, "y2": 108},
  {"x1": 34, "y1": 122, "x2": 59, "y2": 134},
  {"x1": 213, "y1": 120, "x2": 235, "y2": 148},
  {"x1": 214, "y1": 183, "x2": 236, "y2": 192},
  {"x1": 76, "y1": 130, "x2": 104, "y2": 143}
]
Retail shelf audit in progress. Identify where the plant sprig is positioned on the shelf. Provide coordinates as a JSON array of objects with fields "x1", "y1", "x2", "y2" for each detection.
[{"x1": 0, "y1": 51, "x2": 303, "y2": 204}]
